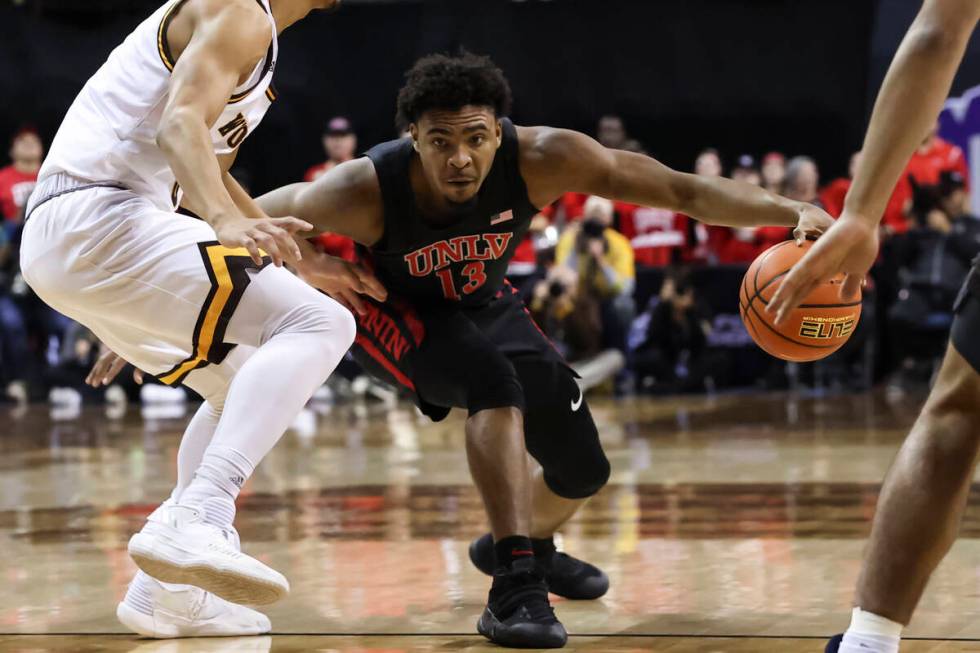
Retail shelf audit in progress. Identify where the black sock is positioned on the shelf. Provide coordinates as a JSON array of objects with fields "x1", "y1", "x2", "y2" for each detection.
[
  {"x1": 494, "y1": 535, "x2": 534, "y2": 568},
  {"x1": 532, "y1": 536, "x2": 557, "y2": 559}
]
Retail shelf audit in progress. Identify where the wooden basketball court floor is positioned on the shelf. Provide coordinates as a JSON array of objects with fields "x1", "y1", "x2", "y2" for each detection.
[{"x1": 3, "y1": 392, "x2": 980, "y2": 652}]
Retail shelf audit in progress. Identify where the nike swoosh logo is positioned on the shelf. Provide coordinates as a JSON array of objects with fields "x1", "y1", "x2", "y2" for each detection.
[{"x1": 571, "y1": 386, "x2": 584, "y2": 412}]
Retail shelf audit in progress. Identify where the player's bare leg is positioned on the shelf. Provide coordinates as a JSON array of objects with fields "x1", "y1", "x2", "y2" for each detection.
[
  {"x1": 857, "y1": 344, "x2": 980, "y2": 619},
  {"x1": 832, "y1": 343, "x2": 980, "y2": 653},
  {"x1": 465, "y1": 407, "x2": 532, "y2": 540}
]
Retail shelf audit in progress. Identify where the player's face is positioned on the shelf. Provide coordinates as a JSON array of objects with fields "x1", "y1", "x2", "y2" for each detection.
[{"x1": 412, "y1": 106, "x2": 502, "y2": 206}]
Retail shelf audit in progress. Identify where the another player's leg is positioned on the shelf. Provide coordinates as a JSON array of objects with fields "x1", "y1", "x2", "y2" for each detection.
[
  {"x1": 828, "y1": 294, "x2": 980, "y2": 653},
  {"x1": 118, "y1": 348, "x2": 271, "y2": 638},
  {"x1": 129, "y1": 263, "x2": 355, "y2": 605}
]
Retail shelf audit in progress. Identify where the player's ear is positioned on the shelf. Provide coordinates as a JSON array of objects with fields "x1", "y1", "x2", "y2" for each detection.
[
  {"x1": 410, "y1": 124, "x2": 420, "y2": 152},
  {"x1": 494, "y1": 119, "x2": 502, "y2": 148}
]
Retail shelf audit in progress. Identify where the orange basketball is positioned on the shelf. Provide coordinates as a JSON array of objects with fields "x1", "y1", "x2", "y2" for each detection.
[{"x1": 739, "y1": 240, "x2": 861, "y2": 362}]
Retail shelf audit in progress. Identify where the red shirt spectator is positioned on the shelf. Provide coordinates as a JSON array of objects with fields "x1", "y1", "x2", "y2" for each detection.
[
  {"x1": 0, "y1": 128, "x2": 43, "y2": 222},
  {"x1": 616, "y1": 202, "x2": 688, "y2": 267},
  {"x1": 304, "y1": 116, "x2": 357, "y2": 182},
  {"x1": 883, "y1": 130, "x2": 971, "y2": 232}
]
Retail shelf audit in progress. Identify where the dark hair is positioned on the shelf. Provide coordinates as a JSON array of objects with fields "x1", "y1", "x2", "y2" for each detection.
[{"x1": 396, "y1": 52, "x2": 513, "y2": 128}]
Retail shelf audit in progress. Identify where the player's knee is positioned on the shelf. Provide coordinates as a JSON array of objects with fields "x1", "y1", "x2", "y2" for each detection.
[{"x1": 540, "y1": 416, "x2": 610, "y2": 499}]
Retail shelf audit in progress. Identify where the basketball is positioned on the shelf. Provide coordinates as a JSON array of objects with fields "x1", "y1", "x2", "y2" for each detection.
[{"x1": 740, "y1": 240, "x2": 861, "y2": 362}]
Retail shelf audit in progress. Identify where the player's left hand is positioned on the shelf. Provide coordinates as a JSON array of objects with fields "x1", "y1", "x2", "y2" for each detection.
[
  {"x1": 792, "y1": 204, "x2": 836, "y2": 244},
  {"x1": 296, "y1": 252, "x2": 387, "y2": 315}
]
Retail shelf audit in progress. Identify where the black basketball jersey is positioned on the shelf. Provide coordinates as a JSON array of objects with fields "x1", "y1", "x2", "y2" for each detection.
[{"x1": 363, "y1": 118, "x2": 538, "y2": 308}]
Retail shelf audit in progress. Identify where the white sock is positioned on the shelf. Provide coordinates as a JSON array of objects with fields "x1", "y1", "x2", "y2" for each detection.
[
  {"x1": 839, "y1": 607, "x2": 902, "y2": 653},
  {"x1": 180, "y1": 445, "x2": 254, "y2": 508}
]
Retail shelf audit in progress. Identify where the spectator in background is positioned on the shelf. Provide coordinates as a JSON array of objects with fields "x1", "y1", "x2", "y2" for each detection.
[
  {"x1": 695, "y1": 148, "x2": 723, "y2": 177},
  {"x1": 597, "y1": 114, "x2": 627, "y2": 150},
  {"x1": 730, "y1": 153, "x2": 761, "y2": 185},
  {"x1": 906, "y1": 121, "x2": 970, "y2": 192},
  {"x1": 633, "y1": 269, "x2": 715, "y2": 394},
  {"x1": 0, "y1": 127, "x2": 43, "y2": 226},
  {"x1": 304, "y1": 116, "x2": 357, "y2": 181},
  {"x1": 304, "y1": 117, "x2": 358, "y2": 260},
  {"x1": 0, "y1": 224, "x2": 29, "y2": 403},
  {"x1": 761, "y1": 151, "x2": 786, "y2": 194},
  {"x1": 556, "y1": 196, "x2": 635, "y2": 354},
  {"x1": 783, "y1": 156, "x2": 822, "y2": 205}
]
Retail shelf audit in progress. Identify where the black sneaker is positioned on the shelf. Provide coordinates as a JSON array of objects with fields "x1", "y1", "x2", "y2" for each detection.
[
  {"x1": 469, "y1": 533, "x2": 609, "y2": 600},
  {"x1": 477, "y1": 557, "x2": 567, "y2": 649},
  {"x1": 825, "y1": 634, "x2": 842, "y2": 652}
]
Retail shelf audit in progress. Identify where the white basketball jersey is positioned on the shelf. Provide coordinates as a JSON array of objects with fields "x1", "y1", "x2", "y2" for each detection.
[{"x1": 40, "y1": 0, "x2": 278, "y2": 211}]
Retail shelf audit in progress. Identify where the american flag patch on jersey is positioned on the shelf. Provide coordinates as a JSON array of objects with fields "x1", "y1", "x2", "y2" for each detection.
[{"x1": 490, "y1": 209, "x2": 513, "y2": 225}]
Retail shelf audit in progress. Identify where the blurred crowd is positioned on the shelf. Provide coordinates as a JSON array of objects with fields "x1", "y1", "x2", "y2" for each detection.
[{"x1": 0, "y1": 113, "x2": 975, "y2": 406}]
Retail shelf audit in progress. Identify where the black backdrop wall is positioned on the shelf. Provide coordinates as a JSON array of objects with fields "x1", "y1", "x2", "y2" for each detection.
[{"x1": 0, "y1": 0, "x2": 974, "y2": 195}]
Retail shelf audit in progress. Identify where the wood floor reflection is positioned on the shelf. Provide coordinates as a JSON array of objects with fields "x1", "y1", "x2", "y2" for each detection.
[{"x1": 2, "y1": 391, "x2": 980, "y2": 651}]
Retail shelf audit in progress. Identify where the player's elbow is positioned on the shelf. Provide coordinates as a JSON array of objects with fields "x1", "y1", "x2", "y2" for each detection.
[{"x1": 907, "y1": 11, "x2": 973, "y2": 55}]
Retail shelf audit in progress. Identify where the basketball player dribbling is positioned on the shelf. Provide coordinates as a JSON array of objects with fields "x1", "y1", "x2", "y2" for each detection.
[
  {"x1": 767, "y1": 1, "x2": 980, "y2": 651},
  {"x1": 253, "y1": 53, "x2": 836, "y2": 647},
  {"x1": 19, "y1": 0, "x2": 384, "y2": 639}
]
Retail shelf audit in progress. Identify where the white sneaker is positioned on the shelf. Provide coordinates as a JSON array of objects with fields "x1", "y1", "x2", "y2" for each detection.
[
  {"x1": 117, "y1": 579, "x2": 271, "y2": 638},
  {"x1": 128, "y1": 503, "x2": 289, "y2": 606}
]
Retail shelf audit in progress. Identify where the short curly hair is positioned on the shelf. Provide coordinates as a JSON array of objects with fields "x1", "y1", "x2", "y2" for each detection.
[{"x1": 396, "y1": 52, "x2": 513, "y2": 128}]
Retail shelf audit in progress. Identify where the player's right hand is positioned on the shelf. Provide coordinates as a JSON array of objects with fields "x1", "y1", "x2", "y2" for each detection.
[
  {"x1": 87, "y1": 345, "x2": 144, "y2": 387},
  {"x1": 214, "y1": 213, "x2": 314, "y2": 267},
  {"x1": 767, "y1": 213, "x2": 878, "y2": 326}
]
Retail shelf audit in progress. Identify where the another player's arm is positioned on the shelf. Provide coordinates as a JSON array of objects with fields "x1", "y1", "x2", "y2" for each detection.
[
  {"x1": 256, "y1": 159, "x2": 388, "y2": 312},
  {"x1": 519, "y1": 127, "x2": 833, "y2": 238},
  {"x1": 767, "y1": 0, "x2": 980, "y2": 321},
  {"x1": 157, "y1": 0, "x2": 311, "y2": 266},
  {"x1": 842, "y1": 0, "x2": 980, "y2": 228}
]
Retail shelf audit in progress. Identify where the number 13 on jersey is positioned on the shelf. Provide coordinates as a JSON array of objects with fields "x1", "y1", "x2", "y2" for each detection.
[{"x1": 436, "y1": 262, "x2": 488, "y2": 300}]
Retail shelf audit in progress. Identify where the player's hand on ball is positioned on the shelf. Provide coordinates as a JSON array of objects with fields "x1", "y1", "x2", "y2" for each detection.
[
  {"x1": 297, "y1": 252, "x2": 388, "y2": 315},
  {"x1": 768, "y1": 213, "x2": 878, "y2": 326},
  {"x1": 215, "y1": 213, "x2": 314, "y2": 267},
  {"x1": 86, "y1": 345, "x2": 144, "y2": 387},
  {"x1": 792, "y1": 204, "x2": 836, "y2": 244}
]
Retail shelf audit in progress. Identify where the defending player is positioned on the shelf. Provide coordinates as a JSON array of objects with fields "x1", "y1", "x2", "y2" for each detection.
[
  {"x1": 19, "y1": 0, "x2": 383, "y2": 639},
  {"x1": 254, "y1": 52, "x2": 835, "y2": 648},
  {"x1": 767, "y1": 2, "x2": 980, "y2": 651}
]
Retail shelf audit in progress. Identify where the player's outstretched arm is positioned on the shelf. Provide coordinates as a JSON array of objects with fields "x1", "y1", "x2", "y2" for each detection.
[
  {"x1": 520, "y1": 126, "x2": 833, "y2": 240},
  {"x1": 158, "y1": 0, "x2": 312, "y2": 266},
  {"x1": 257, "y1": 157, "x2": 386, "y2": 246},
  {"x1": 767, "y1": 0, "x2": 980, "y2": 323}
]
